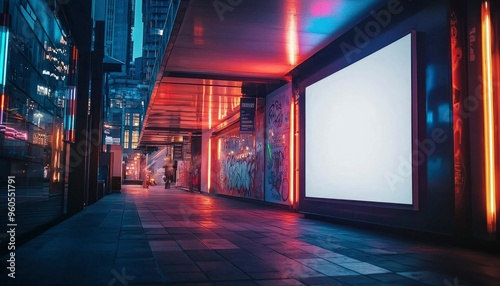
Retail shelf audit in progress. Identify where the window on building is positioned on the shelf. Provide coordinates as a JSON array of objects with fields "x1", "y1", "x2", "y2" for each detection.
[
  {"x1": 133, "y1": 113, "x2": 140, "y2": 127},
  {"x1": 131, "y1": 130, "x2": 139, "y2": 149},
  {"x1": 125, "y1": 113, "x2": 130, "y2": 126},
  {"x1": 110, "y1": 99, "x2": 122, "y2": 109},
  {"x1": 124, "y1": 130, "x2": 130, "y2": 149}
]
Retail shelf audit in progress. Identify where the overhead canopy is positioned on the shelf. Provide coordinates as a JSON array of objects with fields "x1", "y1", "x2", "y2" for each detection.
[
  {"x1": 139, "y1": 0, "x2": 385, "y2": 146},
  {"x1": 103, "y1": 56, "x2": 125, "y2": 72}
]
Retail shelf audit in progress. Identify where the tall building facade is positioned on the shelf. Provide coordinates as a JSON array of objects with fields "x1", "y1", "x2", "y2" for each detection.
[
  {"x1": 142, "y1": 0, "x2": 171, "y2": 84},
  {"x1": 103, "y1": 0, "x2": 147, "y2": 167},
  {"x1": 0, "y1": 0, "x2": 74, "y2": 239},
  {"x1": 104, "y1": 0, "x2": 134, "y2": 75}
]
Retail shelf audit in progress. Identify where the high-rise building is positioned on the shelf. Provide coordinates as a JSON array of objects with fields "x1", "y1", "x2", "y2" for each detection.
[
  {"x1": 104, "y1": 0, "x2": 134, "y2": 75},
  {"x1": 142, "y1": 0, "x2": 171, "y2": 83},
  {"x1": 103, "y1": 0, "x2": 147, "y2": 164}
]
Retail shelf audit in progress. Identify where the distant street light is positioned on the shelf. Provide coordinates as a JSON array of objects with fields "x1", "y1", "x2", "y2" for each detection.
[{"x1": 35, "y1": 112, "x2": 43, "y2": 126}]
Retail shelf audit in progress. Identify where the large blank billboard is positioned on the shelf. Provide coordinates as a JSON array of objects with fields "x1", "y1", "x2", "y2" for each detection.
[{"x1": 305, "y1": 33, "x2": 415, "y2": 206}]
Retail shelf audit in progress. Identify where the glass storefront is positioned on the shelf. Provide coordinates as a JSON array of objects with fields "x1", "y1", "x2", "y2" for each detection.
[{"x1": 0, "y1": 0, "x2": 70, "y2": 237}]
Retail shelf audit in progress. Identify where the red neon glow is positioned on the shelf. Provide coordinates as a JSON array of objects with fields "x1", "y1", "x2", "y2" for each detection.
[
  {"x1": 209, "y1": 80, "x2": 213, "y2": 129},
  {"x1": 311, "y1": 1, "x2": 336, "y2": 17},
  {"x1": 286, "y1": 0, "x2": 299, "y2": 66},
  {"x1": 202, "y1": 80, "x2": 206, "y2": 125},
  {"x1": 289, "y1": 100, "x2": 295, "y2": 206},
  {"x1": 71, "y1": 46, "x2": 78, "y2": 75},
  {"x1": 217, "y1": 138, "x2": 221, "y2": 160},
  {"x1": 481, "y1": 1, "x2": 496, "y2": 234},
  {"x1": 294, "y1": 100, "x2": 299, "y2": 206},
  {"x1": 208, "y1": 138, "x2": 212, "y2": 192},
  {"x1": 1, "y1": 125, "x2": 27, "y2": 140},
  {"x1": 0, "y1": 94, "x2": 4, "y2": 124},
  {"x1": 194, "y1": 20, "x2": 205, "y2": 45}
]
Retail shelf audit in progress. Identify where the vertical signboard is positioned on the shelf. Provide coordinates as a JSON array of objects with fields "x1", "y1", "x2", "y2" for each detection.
[
  {"x1": 0, "y1": 26, "x2": 9, "y2": 125},
  {"x1": 451, "y1": 6, "x2": 471, "y2": 236},
  {"x1": 240, "y1": 97, "x2": 256, "y2": 134},
  {"x1": 64, "y1": 86, "x2": 77, "y2": 142}
]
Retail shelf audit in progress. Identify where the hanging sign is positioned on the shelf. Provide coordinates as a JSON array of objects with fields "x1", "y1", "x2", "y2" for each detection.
[{"x1": 240, "y1": 97, "x2": 256, "y2": 134}]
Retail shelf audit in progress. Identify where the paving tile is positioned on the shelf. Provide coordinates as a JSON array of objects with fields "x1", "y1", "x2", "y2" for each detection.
[
  {"x1": 2, "y1": 186, "x2": 499, "y2": 286},
  {"x1": 298, "y1": 276, "x2": 346, "y2": 286},
  {"x1": 154, "y1": 251, "x2": 194, "y2": 264},
  {"x1": 308, "y1": 263, "x2": 359, "y2": 277},
  {"x1": 367, "y1": 259, "x2": 416, "y2": 272},
  {"x1": 163, "y1": 271, "x2": 210, "y2": 283},
  {"x1": 196, "y1": 261, "x2": 251, "y2": 280},
  {"x1": 202, "y1": 238, "x2": 240, "y2": 250},
  {"x1": 204, "y1": 270, "x2": 252, "y2": 281},
  {"x1": 186, "y1": 249, "x2": 225, "y2": 261},
  {"x1": 277, "y1": 249, "x2": 320, "y2": 259},
  {"x1": 337, "y1": 262, "x2": 390, "y2": 275},
  {"x1": 323, "y1": 254, "x2": 362, "y2": 264},
  {"x1": 335, "y1": 275, "x2": 381, "y2": 284},
  {"x1": 231, "y1": 259, "x2": 278, "y2": 273},
  {"x1": 177, "y1": 239, "x2": 211, "y2": 250},
  {"x1": 398, "y1": 271, "x2": 456, "y2": 285},
  {"x1": 368, "y1": 273, "x2": 426, "y2": 285},
  {"x1": 168, "y1": 283, "x2": 214, "y2": 286},
  {"x1": 247, "y1": 271, "x2": 289, "y2": 279},
  {"x1": 158, "y1": 263, "x2": 201, "y2": 273},
  {"x1": 256, "y1": 279, "x2": 307, "y2": 286},
  {"x1": 215, "y1": 281, "x2": 259, "y2": 286},
  {"x1": 149, "y1": 240, "x2": 179, "y2": 247}
]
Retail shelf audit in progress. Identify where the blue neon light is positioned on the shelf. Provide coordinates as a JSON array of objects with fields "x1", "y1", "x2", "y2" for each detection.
[{"x1": 0, "y1": 27, "x2": 9, "y2": 87}]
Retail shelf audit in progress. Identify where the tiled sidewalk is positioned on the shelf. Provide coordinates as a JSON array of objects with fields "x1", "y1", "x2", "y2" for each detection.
[{"x1": 1, "y1": 185, "x2": 499, "y2": 285}]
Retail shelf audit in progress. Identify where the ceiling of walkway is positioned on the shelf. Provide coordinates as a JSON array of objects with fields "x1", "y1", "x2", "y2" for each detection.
[{"x1": 139, "y1": 0, "x2": 385, "y2": 146}]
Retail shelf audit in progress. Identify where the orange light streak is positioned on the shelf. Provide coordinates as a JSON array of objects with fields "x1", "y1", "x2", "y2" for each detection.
[
  {"x1": 295, "y1": 101, "x2": 299, "y2": 206},
  {"x1": 286, "y1": 0, "x2": 299, "y2": 66},
  {"x1": 289, "y1": 100, "x2": 295, "y2": 206},
  {"x1": 208, "y1": 138, "x2": 212, "y2": 192},
  {"x1": 482, "y1": 1, "x2": 496, "y2": 233},
  {"x1": 202, "y1": 80, "x2": 206, "y2": 125},
  {"x1": 1, "y1": 93, "x2": 4, "y2": 124},
  {"x1": 217, "y1": 138, "x2": 221, "y2": 160},
  {"x1": 209, "y1": 81, "x2": 213, "y2": 129}
]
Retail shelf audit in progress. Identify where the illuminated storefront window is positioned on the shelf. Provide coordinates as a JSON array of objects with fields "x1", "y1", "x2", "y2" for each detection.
[
  {"x1": 133, "y1": 113, "x2": 139, "y2": 127},
  {"x1": 124, "y1": 130, "x2": 130, "y2": 149},
  {"x1": 125, "y1": 112, "x2": 130, "y2": 126},
  {"x1": 0, "y1": 0, "x2": 72, "y2": 237},
  {"x1": 131, "y1": 130, "x2": 139, "y2": 149}
]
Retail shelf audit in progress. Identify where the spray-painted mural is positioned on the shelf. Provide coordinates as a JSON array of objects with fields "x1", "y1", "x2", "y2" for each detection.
[
  {"x1": 265, "y1": 84, "x2": 292, "y2": 204},
  {"x1": 255, "y1": 109, "x2": 266, "y2": 200},
  {"x1": 210, "y1": 106, "x2": 265, "y2": 200},
  {"x1": 222, "y1": 139, "x2": 255, "y2": 196},
  {"x1": 178, "y1": 160, "x2": 191, "y2": 188}
]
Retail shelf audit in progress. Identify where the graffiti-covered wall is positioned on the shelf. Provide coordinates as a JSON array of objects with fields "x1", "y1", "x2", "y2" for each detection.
[
  {"x1": 177, "y1": 160, "x2": 191, "y2": 188},
  {"x1": 265, "y1": 84, "x2": 292, "y2": 205},
  {"x1": 210, "y1": 105, "x2": 265, "y2": 200}
]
